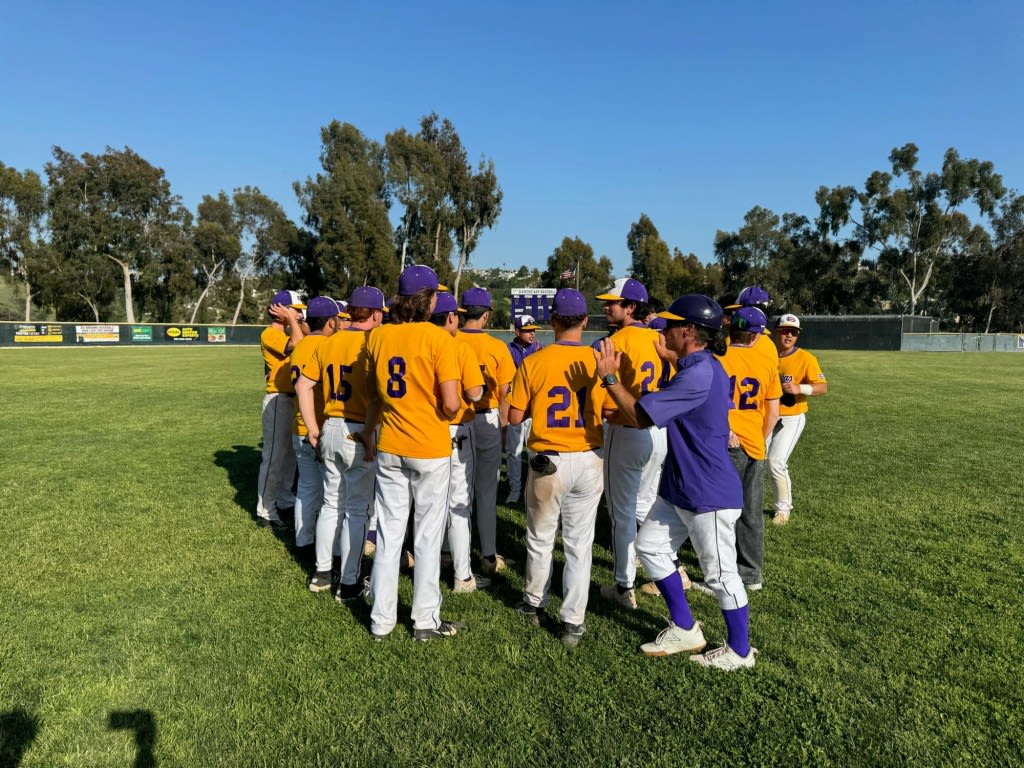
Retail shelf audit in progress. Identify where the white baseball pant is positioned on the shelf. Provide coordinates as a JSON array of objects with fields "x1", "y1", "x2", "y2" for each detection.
[
  {"x1": 292, "y1": 434, "x2": 324, "y2": 547},
  {"x1": 603, "y1": 423, "x2": 667, "y2": 588},
  {"x1": 369, "y1": 451, "x2": 451, "y2": 635},
  {"x1": 319, "y1": 418, "x2": 376, "y2": 581},
  {"x1": 471, "y1": 408, "x2": 502, "y2": 556},
  {"x1": 637, "y1": 496, "x2": 747, "y2": 610},
  {"x1": 256, "y1": 393, "x2": 296, "y2": 520},
  {"x1": 522, "y1": 449, "x2": 604, "y2": 626},
  {"x1": 447, "y1": 423, "x2": 476, "y2": 582},
  {"x1": 766, "y1": 414, "x2": 806, "y2": 514}
]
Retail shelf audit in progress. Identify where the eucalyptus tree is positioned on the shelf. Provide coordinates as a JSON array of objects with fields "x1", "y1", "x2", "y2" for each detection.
[
  {"x1": 45, "y1": 146, "x2": 189, "y2": 323},
  {"x1": 295, "y1": 121, "x2": 395, "y2": 298},
  {"x1": 541, "y1": 236, "x2": 613, "y2": 312},
  {"x1": 627, "y1": 213, "x2": 674, "y2": 305},
  {"x1": 0, "y1": 162, "x2": 47, "y2": 320},
  {"x1": 815, "y1": 143, "x2": 1005, "y2": 315}
]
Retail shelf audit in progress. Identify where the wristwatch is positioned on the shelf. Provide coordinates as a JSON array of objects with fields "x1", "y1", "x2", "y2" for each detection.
[{"x1": 600, "y1": 373, "x2": 618, "y2": 388}]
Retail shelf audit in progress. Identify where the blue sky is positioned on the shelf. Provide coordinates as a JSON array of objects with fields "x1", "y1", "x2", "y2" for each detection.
[{"x1": 4, "y1": 1, "x2": 1022, "y2": 276}]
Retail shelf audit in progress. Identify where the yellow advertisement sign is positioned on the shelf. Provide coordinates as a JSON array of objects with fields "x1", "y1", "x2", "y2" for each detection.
[{"x1": 14, "y1": 324, "x2": 64, "y2": 343}]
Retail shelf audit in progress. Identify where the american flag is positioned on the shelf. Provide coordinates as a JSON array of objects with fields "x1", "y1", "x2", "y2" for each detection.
[{"x1": 559, "y1": 267, "x2": 576, "y2": 280}]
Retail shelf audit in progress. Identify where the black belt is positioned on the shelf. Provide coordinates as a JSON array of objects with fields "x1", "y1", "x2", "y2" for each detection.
[{"x1": 475, "y1": 407, "x2": 495, "y2": 414}]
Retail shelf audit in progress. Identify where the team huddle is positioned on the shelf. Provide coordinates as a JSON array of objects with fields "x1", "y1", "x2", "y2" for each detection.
[{"x1": 254, "y1": 266, "x2": 827, "y2": 670}]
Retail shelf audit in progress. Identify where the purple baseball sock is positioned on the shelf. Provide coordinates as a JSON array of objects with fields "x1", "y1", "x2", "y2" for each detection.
[
  {"x1": 656, "y1": 572, "x2": 695, "y2": 630},
  {"x1": 723, "y1": 605, "x2": 750, "y2": 657}
]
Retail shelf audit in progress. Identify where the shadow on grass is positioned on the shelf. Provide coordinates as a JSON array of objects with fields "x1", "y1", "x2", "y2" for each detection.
[
  {"x1": 0, "y1": 708, "x2": 39, "y2": 768},
  {"x1": 213, "y1": 444, "x2": 261, "y2": 522},
  {"x1": 108, "y1": 710, "x2": 156, "y2": 768}
]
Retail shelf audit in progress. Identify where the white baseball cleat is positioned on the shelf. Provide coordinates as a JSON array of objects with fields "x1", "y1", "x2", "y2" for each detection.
[
  {"x1": 772, "y1": 512, "x2": 790, "y2": 526},
  {"x1": 452, "y1": 574, "x2": 491, "y2": 593},
  {"x1": 690, "y1": 644, "x2": 758, "y2": 670},
  {"x1": 599, "y1": 584, "x2": 637, "y2": 609},
  {"x1": 641, "y1": 621, "x2": 707, "y2": 656}
]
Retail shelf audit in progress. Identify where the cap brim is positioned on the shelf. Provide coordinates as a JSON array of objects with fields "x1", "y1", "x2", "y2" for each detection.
[
  {"x1": 724, "y1": 303, "x2": 741, "y2": 310},
  {"x1": 437, "y1": 282, "x2": 449, "y2": 292},
  {"x1": 596, "y1": 292, "x2": 622, "y2": 301},
  {"x1": 657, "y1": 310, "x2": 685, "y2": 321},
  {"x1": 518, "y1": 325, "x2": 539, "y2": 330}
]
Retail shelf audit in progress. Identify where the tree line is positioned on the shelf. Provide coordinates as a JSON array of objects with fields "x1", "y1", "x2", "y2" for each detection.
[{"x1": 2, "y1": 128, "x2": 1021, "y2": 331}]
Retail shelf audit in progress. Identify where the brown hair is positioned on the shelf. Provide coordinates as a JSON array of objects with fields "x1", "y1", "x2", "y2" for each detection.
[{"x1": 390, "y1": 289, "x2": 435, "y2": 324}]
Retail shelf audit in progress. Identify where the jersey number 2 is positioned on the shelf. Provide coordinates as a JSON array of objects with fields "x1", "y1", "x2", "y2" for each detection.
[{"x1": 729, "y1": 376, "x2": 761, "y2": 411}]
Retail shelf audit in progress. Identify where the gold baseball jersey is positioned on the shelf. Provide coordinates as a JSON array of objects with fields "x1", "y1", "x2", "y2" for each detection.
[
  {"x1": 508, "y1": 341, "x2": 608, "y2": 454},
  {"x1": 778, "y1": 347, "x2": 826, "y2": 417},
  {"x1": 719, "y1": 343, "x2": 782, "y2": 460},
  {"x1": 311, "y1": 328, "x2": 373, "y2": 423},
  {"x1": 457, "y1": 330, "x2": 516, "y2": 411},
  {"x1": 725, "y1": 332, "x2": 779, "y2": 367},
  {"x1": 261, "y1": 326, "x2": 293, "y2": 394},
  {"x1": 289, "y1": 333, "x2": 330, "y2": 436},
  {"x1": 367, "y1": 322, "x2": 461, "y2": 459},
  {"x1": 453, "y1": 339, "x2": 485, "y2": 425},
  {"x1": 607, "y1": 324, "x2": 666, "y2": 423}
]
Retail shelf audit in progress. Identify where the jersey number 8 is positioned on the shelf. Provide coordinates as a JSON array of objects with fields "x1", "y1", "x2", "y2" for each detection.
[{"x1": 386, "y1": 356, "x2": 407, "y2": 398}]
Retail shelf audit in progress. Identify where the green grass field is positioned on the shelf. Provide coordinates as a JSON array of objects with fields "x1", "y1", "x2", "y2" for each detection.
[{"x1": 1, "y1": 347, "x2": 1021, "y2": 767}]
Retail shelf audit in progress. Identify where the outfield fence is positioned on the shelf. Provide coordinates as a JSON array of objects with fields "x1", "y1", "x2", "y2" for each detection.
[{"x1": 3, "y1": 318, "x2": 1021, "y2": 351}]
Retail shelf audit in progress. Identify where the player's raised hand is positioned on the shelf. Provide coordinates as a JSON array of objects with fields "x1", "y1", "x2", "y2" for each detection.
[{"x1": 594, "y1": 338, "x2": 621, "y2": 377}]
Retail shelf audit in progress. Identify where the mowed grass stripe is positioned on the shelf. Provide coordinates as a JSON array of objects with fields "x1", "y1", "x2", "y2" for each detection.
[{"x1": 1, "y1": 347, "x2": 1020, "y2": 766}]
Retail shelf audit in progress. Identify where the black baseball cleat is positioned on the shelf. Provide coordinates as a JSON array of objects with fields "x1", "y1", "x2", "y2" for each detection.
[
  {"x1": 413, "y1": 620, "x2": 461, "y2": 642},
  {"x1": 516, "y1": 600, "x2": 542, "y2": 627},
  {"x1": 334, "y1": 579, "x2": 368, "y2": 603},
  {"x1": 561, "y1": 622, "x2": 585, "y2": 648},
  {"x1": 257, "y1": 518, "x2": 290, "y2": 532}
]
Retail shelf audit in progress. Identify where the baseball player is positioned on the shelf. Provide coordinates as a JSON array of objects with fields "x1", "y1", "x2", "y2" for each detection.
[
  {"x1": 508, "y1": 288, "x2": 607, "y2": 648},
  {"x1": 429, "y1": 292, "x2": 487, "y2": 591},
  {"x1": 295, "y1": 286, "x2": 387, "y2": 597},
  {"x1": 593, "y1": 278, "x2": 670, "y2": 610},
  {"x1": 458, "y1": 288, "x2": 517, "y2": 574},
  {"x1": 767, "y1": 313, "x2": 827, "y2": 525},
  {"x1": 290, "y1": 297, "x2": 344, "y2": 560},
  {"x1": 595, "y1": 294, "x2": 757, "y2": 670},
  {"x1": 256, "y1": 290, "x2": 306, "y2": 530},
  {"x1": 365, "y1": 265, "x2": 463, "y2": 641},
  {"x1": 710, "y1": 306, "x2": 780, "y2": 592},
  {"x1": 726, "y1": 286, "x2": 779, "y2": 366},
  {"x1": 504, "y1": 314, "x2": 542, "y2": 505}
]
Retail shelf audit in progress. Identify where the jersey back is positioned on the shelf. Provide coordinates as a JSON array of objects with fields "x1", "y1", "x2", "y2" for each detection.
[
  {"x1": 261, "y1": 326, "x2": 291, "y2": 394},
  {"x1": 289, "y1": 334, "x2": 330, "y2": 435},
  {"x1": 367, "y1": 322, "x2": 460, "y2": 459},
  {"x1": 453, "y1": 339, "x2": 485, "y2": 425},
  {"x1": 508, "y1": 341, "x2": 607, "y2": 454},
  {"x1": 314, "y1": 328, "x2": 373, "y2": 423},
  {"x1": 719, "y1": 344, "x2": 781, "y2": 460},
  {"x1": 457, "y1": 330, "x2": 516, "y2": 410}
]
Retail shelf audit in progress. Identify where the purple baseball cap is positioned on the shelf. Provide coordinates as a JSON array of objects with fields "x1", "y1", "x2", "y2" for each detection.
[
  {"x1": 551, "y1": 288, "x2": 588, "y2": 316},
  {"x1": 596, "y1": 277, "x2": 648, "y2": 303},
  {"x1": 726, "y1": 285, "x2": 770, "y2": 309},
  {"x1": 433, "y1": 291, "x2": 462, "y2": 314},
  {"x1": 647, "y1": 316, "x2": 667, "y2": 331},
  {"x1": 306, "y1": 296, "x2": 340, "y2": 319},
  {"x1": 398, "y1": 265, "x2": 447, "y2": 296},
  {"x1": 334, "y1": 300, "x2": 350, "y2": 318},
  {"x1": 348, "y1": 285, "x2": 388, "y2": 311},
  {"x1": 732, "y1": 305, "x2": 768, "y2": 333},
  {"x1": 271, "y1": 289, "x2": 307, "y2": 309},
  {"x1": 461, "y1": 287, "x2": 492, "y2": 309}
]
